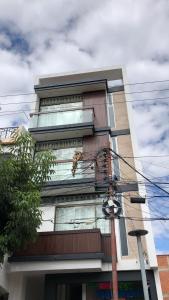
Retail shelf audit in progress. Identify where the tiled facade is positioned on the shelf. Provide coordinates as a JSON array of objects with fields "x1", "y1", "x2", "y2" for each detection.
[{"x1": 158, "y1": 255, "x2": 169, "y2": 299}]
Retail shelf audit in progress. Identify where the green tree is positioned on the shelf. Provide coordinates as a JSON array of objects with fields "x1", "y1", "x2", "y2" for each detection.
[{"x1": 0, "y1": 132, "x2": 55, "y2": 262}]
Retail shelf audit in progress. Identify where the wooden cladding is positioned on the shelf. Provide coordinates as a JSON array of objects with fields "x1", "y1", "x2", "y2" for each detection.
[
  {"x1": 101, "y1": 234, "x2": 111, "y2": 257},
  {"x1": 14, "y1": 230, "x2": 111, "y2": 259},
  {"x1": 83, "y1": 91, "x2": 108, "y2": 129}
]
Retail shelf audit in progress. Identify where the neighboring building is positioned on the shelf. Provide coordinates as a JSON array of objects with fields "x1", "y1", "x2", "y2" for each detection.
[
  {"x1": 157, "y1": 255, "x2": 169, "y2": 300},
  {"x1": 0, "y1": 126, "x2": 23, "y2": 144},
  {"x1": 0, "y1": 68, "x2": 162, "y2": 299}
]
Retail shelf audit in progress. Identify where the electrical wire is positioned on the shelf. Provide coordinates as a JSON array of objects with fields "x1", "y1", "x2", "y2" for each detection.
[
  {"x1": 0, "y1": 76, "x2": 169, "y2": 99},
  {"x1": 1, "y1": 95, "x2": 169, "y2": 110},
  {"x1": 1, "y1": 82, "x2": 169, "y2": 99},
  {"x1": 125, "y1": 78, "x2": 169, "y2": 86},
  {"x1": 114, "y1": 163, "x2": 169, "y2": 219},
  {"x1": 122, "y1": 216, "x2": 169, "y2": 221},
  {"x1": 109, "y1": 150, "x2": 169, "y2": 196},
  {"x1": 0, "y1": 95, "x2": 169, "y2": 119},
  {"x1": 42, "y1": 214, "x2": 169, "y2": 224}
]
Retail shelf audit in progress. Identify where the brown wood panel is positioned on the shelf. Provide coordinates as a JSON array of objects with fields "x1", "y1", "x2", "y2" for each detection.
[
  {"x1": 101, "y1": 234, "x2": 111, "y2": 257},
  {"x1": 83, "y1": 134, "x2": 109, "y2": 183},
  {"x1": 83, "y1": 91, "x2": 108, "y2": 129},
  {"x1": 14, "y1": 229, "x2": 102, "y2": 257},
  {"x1": 83, "y1": 134, "x2": 109, "y2": 159}
]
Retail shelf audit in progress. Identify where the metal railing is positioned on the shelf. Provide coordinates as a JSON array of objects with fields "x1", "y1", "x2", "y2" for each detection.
[{"x1": 0, "y1": 127, "x2": 18, "y2": 140}]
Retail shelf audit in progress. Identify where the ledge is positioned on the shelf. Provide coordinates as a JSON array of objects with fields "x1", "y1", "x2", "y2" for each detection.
[{"x1": 9, "y1": 252, "x2": 104, "y2": 262}]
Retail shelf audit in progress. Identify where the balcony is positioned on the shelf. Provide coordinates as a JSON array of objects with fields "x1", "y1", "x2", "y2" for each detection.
[
  {"x1": 0, "y1": 126, "x2": 19, "y2": 144},
  {"x1": 9, "y1": 229, "x2": 111, "y2": 262},
  {"x1": 29, "y1": 108, "x2": 94, "y2": 142},
  {"x1": 42, "y1": 160, "x2": 96, "y2": 196}
]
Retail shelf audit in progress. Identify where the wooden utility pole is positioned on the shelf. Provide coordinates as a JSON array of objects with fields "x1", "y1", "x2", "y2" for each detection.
[
  {"x1": 110, "y1": 214, "x2": 118, "y2": 300},
  {"x1": 107, "y1": 148, "x2": 119, "y2": 300}
]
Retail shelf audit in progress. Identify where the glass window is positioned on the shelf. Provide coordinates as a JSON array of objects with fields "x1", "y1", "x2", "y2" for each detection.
[
  {"x1": 37, "y1": 109, "x2": 85, "y2": 128},
  {"x1": 55, "y1": 205, "x2": 96, "y2": 231},
  {"x1": 50, "y1": 146, "x2": 94, "y2": 181},
  {"x1": 36, "y1": 141, "x2": 94, "y2": 182},
  {"x1": 55, "y1": 203, "x2": 110, "y2": 233},
  {"x1": 40, "y1": 101, "x2": 82, "y2": 112},
  {"x1": 107, "y1": 93, "x2": 115, "y2": 128},
  {"x1": 38, "y1": 97, "x2": 84, "y2": 127}
]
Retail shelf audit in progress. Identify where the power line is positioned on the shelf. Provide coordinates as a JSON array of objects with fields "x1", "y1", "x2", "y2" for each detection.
[
  {"x1": 122, "y1": 155, "x2": 169, "y2": 158},
  {"x1": 0, "y1": 79, "x2": 169, "y2": 97},
  {"x1": 123, "y1": 195, "x2": 163, "y2": 219},
  {"x1": 0, "y1": 80, "x2": 169, "y2": 98},
  {"x1": 0, "y1": 95, "x2": 169, "y2": 118},
  {"x1": 82, "y1": 151, "x2": 169, "y2": 159},
  {"x1": 112, "y1": 162, "x2": 169, "y2": 221},
  {"x1": 0, "y1": 76, "x2": 169, "y2": 98},
  {"x1": 123, "y1": 216, "x2": 169, "y2": 221},
  {"x1": 147, "y1": 195, "x2": 169, "y2": 198},
  {"x1": 42, "y1": 215, "x2": 169, "y2": 224},
  {"x1": 125, "y1": 78, "x2": 169, "y2": 86},
  {"x1": 118, "y1": 181, "x2": 169, "y2": 185},
  {"x1": 1, "y1": 95, "x2": 169, "y2": 107},
  {"x1": 109, "y1": 149, "x2": 169, "y2": 196},
  {"x1": 0, "y1": 92, "x2": 34, "y2": 98}
]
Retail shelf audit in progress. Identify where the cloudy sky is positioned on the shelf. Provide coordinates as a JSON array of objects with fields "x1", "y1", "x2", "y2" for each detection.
[{"x1": 0, "y1": 0, "x2": 169, "y2": 252}]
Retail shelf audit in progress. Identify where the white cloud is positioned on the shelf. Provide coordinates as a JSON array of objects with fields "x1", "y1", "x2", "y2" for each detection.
[{"x1": 0, "y1": 33, "x2": 11, "y2": 48}]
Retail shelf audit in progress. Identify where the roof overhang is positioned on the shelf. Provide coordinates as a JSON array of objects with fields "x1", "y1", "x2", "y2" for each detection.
[{"x1": 35, "y1": 80, "x2": 107, "y2": 98}]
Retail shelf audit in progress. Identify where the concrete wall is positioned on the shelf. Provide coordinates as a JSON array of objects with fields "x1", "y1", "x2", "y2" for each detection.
[{"x1": 0, "y1": 257, "x2": 9, "y2": 296}]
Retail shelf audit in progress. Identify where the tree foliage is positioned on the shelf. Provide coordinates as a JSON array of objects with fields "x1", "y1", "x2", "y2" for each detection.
[{"x1": 0, "y1": 132, "x2": 55, "y2": 262}]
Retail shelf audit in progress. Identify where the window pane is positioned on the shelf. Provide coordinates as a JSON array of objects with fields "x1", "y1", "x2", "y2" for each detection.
[
  {"x1": 49, "y1": 147, "x2": 95, "y2": 181},
  {"x1": 53, "y1": 147, "x2": 82, "y2": 160},
  {"x1": 55, "y1": 205, "x2": 96, "y2": 231},
  {"x1": 55, "y1": 207, "x2": 75, "y2": 230},
  {"x1": 37, "y1": 109, "x2": 90, "y2": 127},
  {"x1": 55, "y1": 204, "x2": 111, "y2": 232},
  {"x1": 40, "y1": 102, "x2": 82, "y2": 112},
  {"x1": 96, "y1": 205, "x2": 110, "y2": 233}
]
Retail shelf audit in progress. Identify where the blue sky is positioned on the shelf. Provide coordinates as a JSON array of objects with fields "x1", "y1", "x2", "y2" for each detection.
[{"x1": 0, "y1": 0, "x2": 169, "y2": 253}]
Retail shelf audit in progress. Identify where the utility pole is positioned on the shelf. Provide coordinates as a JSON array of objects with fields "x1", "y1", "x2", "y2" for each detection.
[
  {"x1": 128, "y1": 229, "x2": 150, "y2": 300},
  {"x1": 100, "y1": 148, "x2": 119, "y2": 300},
  {"x1": 110, "y1": 210, "x2": 119, "y2": 300}
]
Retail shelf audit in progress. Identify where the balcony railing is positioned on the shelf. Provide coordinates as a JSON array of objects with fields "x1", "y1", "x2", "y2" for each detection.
[
  {"x1": 0, "y1": 127, "x2": 22, "y2": 145},
  {"x1": 0, "y1": 127, "x2": 18, "y2": 140},
  {"x1": 30, "y1": 108, "x2": 94, "y2": 129},
  {"x1": 10, "y1": 230, "x2": 111, "y2": 260},
  {"x1": 29, "y1": 108, "x2": 94, "y2": 141}
]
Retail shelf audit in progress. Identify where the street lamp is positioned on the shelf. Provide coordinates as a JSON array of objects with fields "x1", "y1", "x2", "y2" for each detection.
[{"x1": 128, "y1": 229, "x2": 150, "y2": 300}]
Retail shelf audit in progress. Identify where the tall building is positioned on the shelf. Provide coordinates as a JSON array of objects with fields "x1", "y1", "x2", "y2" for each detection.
[{"x1": 0, "y1": 68, "x2": 162, "y2": 299}]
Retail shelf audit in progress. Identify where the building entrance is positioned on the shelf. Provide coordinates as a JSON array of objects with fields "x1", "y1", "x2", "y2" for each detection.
[
  {"x1": 56, "y1": 284, "x2": 82, "y2": 300},
  {"x1": 66, "y1": 284, "x2": 82, "y2": 300},
  {"x1": 45, "y1": 271, "x2": 158, "y2": 300}
]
